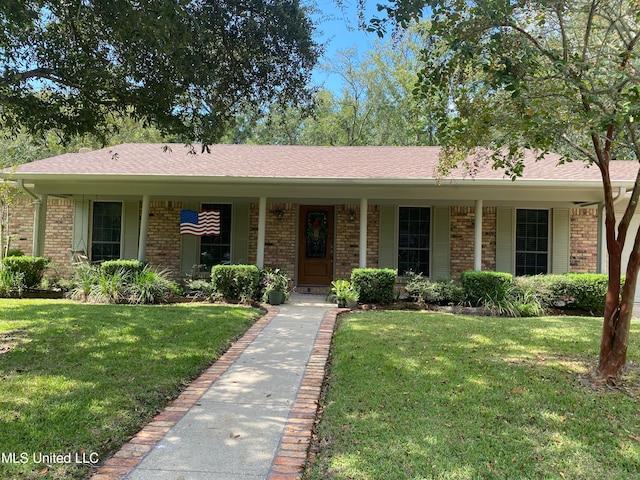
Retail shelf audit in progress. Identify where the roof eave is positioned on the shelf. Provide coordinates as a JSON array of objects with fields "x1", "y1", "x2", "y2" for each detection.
[{"x1": 0, "y1": 173, "x2": 627, "y2": 188}]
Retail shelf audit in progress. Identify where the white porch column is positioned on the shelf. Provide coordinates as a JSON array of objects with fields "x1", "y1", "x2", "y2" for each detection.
[
  {"x1": 33, "y1": 194, "x2": 47, "y2": 257},
  {"x1": 256, "y1": 197, "x2": 267, "y2": 268},
  {"x1": 359, "y1": 198, "x2": 368, "y2": 268},
  {"x1": 474, "y1": 199, "x2": 483, "y2": 271},
  {"x1": 137, "y1": 195, "x2": 150, "y2": 262}
]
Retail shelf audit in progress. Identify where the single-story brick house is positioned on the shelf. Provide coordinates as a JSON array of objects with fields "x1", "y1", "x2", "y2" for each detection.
[{"x1": 2, "y1": 143, "x2": 638, "y2": 296}]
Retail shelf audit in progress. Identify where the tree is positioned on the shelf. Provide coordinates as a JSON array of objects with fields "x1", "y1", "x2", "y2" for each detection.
[
  {"x1": 0, "y1": 0, "x2": 319, "y2": 145},
  {"x1": 370, "y1": 0, "x2": 640, "y2": 384},
  {"x1": 228, "y1": 24, "x2": 443, "y2": 146}
]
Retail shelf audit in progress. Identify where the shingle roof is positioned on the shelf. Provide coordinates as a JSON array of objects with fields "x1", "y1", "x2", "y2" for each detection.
[{"x1": 6, "y1": 143, "x2": 639, "y2": 183}]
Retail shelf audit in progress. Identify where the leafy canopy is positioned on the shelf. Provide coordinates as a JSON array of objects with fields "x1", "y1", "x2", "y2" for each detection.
[
  {"x1": 370, "y1": 0, "x2": 640, "y2": 178},
  {"x1": 0, "y1": 0, "x2": 319, "y2": 145}
]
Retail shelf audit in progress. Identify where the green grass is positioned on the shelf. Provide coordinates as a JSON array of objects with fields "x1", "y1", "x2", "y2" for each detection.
[
  {"x1": 0, "y1": 299, "x2": 260, "y2": 480},
  {"x1": 307, "y1": 311, "x2": 640, "y2": 480}
]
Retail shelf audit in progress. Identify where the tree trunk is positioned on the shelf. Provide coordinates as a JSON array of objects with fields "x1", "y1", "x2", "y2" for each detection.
[{"x1": 595, "y1": 222, "x2": 639, "y2": 385}]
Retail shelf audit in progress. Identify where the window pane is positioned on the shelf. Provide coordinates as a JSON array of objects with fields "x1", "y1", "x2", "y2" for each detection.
[
  {"x1": 200, "y1": 204, "x2": 232, "y2": 268},
  {"x1": 397, "y1": 207, "x2": 430, "y2": 276},
  {"x1": 515, "y1": 209, "x2": 549, "y2": 276},
  {"x1": 91, "y1": 202, "x2": 122, "y2": 262}
]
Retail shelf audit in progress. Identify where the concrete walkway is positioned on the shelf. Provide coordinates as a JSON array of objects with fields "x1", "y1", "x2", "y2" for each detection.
[{"x1": 92, "y1": 295, "x2": 340, "y2": 480}]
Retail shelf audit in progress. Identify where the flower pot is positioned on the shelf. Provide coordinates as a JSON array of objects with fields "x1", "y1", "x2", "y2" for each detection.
[{"x1": 267, "y1": 290, "x2": 284, "y2": 305}]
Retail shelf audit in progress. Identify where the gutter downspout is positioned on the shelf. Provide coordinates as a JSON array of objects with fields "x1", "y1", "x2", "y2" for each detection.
[{"x1": 17, "y1": 179, "x2": 47, "y2": 257}]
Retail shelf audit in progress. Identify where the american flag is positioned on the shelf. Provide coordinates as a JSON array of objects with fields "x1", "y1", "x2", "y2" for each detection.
[{"x1": 179, "y1": 209, "x2": 221, "y2": 236}]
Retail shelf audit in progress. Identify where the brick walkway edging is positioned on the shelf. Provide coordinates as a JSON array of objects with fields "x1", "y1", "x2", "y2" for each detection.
[
  {"x1": 92, "y1": 306, "x2": 279, "y2": 480},
  {"x1": 267, "y1": 308, "x2": 342, "y2": 480}
]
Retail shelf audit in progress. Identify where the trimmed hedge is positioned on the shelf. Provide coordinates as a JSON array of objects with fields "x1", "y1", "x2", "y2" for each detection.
[
  {"x1": 460, "y1": 270, "x2": 514, "y2": 307},
  {"x1": 100, "y1": 259, "x2": 146, "y2": 277},
  {"x1": 211, "y1": 264, "x2": 260, "y2": 302},
  {"x1": 1, "y1": 256, "x2": 50, "y2": 289},
  {"x1": 351, "y1": 268, "x2": 397, "y2": 304}
]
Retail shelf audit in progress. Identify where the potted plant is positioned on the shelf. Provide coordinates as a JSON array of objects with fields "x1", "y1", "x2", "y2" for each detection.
[
  {"x1": 261, "y1": 268, "x2": 290, "y2": 305},
  {"x1": 329, "y1": 279, "x2": 359, "y2": 308}
]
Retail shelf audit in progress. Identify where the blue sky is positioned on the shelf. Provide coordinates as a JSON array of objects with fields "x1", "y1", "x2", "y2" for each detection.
[{"x1": 311, "y1": 0, "x2": 382, "y2": 92}]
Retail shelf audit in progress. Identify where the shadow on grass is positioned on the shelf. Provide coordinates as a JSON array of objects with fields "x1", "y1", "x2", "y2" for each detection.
[
  {"x1": 309, "y1": 311, "x2": 639, "y2": 480},
  {"x1": 0, "y1": 300, "x2": 260, "y2": 480}
]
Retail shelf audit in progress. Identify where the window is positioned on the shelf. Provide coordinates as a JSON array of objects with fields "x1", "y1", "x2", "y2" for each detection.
[
  {"x1": 515, "y1": 209, "x2": 549, "y2": 275},
  {"x1": 91, "y1": 201, "x2": 122, "y2": 261},
  {"x1": 200, "y1": 203, "x2": 232, "y2": 268},
  {"x1": 398, "y1": 206, "x2": 430, "y2": 276}
]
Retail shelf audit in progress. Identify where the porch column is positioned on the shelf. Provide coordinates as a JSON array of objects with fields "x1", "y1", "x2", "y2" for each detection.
[
  {"x1": 33, "y1": 194, "x2": 47, "y2": 257},
  {"x1": 256, "y1": 197, "x2": 267, "y2": 268},
  {"x1": 474, "y1": 199, "x2": 483, "y2": 271},
  {"x1": 137, "y1": 195, "x2": 150, "y2": 262},
  {"x1": 359, "y1": 198, "x2": 368, "y2": 268}
]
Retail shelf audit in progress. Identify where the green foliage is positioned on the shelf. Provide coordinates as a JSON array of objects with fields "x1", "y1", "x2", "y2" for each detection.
[
  {"x1": 211, "y1": 264, "x2": 260, "y2": 303},
  {"x1": 187, "y1": 279, "x2": 216, "y2": 300},
  {"x1": 5, "y1": 248, "x2": 24, "y2": 257},
  {"x1": 351, "y1": 268, "x2": 397, "y2": 304},
  {"x1": 68, "y1": 262, "x2": 175, "y2": 304},
  {"x1": 561, "y1": 273, "x2": 610, "y2": 314},
  {"x1": 0, "y1": 255, "x2": 50, "y2": 289},
  {"x1": 127, "y1": 266, "x2": 175, "y2": 305},
  {"x1": 100, "y1": 259, "x2": 146, "y2": 277},
  {"x1": 516, "y1": 273, "x2": 615, "y2": 315},
  {"x1": 329, "y1": 279, "x2": 359, "y2": 306},
  {"x1": 69, "y1": 264, "x2": 100, "y2": 302},
  {"x1": 0, "y1": 0, "x2": 318, "y2": 144},
  {"x1": 0, "y1": 265, "x2": 24, "y2": 297},
  {"x1": 403, "y1": 272, "x2": 465, "y2": 305},
  {"x1": 259, "y1": 268, "x2": 291, "y2": 303},
  {"x1": 460, "y1": 270, "x2": 515, "y2": 307}
]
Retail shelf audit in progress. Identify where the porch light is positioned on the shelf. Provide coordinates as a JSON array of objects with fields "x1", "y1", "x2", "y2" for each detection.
[{"x1": 271, "y1": 207, "x2": 285, "y2": 220}]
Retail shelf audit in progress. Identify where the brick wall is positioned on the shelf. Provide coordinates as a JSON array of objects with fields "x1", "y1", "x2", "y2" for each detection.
[
  {"x1": 570, "y1": 208, "x2": 598, "y2": 272},
  {"x1": 450, "y1": 206, "x2": 475, "y2": 277},
  {"x1": 145, "y1": 201, "x2": 182, "y2": 276},
  {"x1": 248, "y1": 203, "x2": 297, "y2": 279},
  {"x1": 8, "y1": 197, "x2": 74, "y2": 279},
  {"x1": 450, "y1": 206, "x2": 496, "y2": 278},
  {"x1": 334, "y1": 204, "x2": 380, "y2": 279},
  {"x1": 482, "y1": 207, "x2": 497, "y2": 271}
]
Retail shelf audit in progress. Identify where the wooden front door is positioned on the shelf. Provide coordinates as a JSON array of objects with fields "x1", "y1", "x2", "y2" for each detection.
[{"x1": 298, "y1": 205, "x2": 334, "y2": 285}]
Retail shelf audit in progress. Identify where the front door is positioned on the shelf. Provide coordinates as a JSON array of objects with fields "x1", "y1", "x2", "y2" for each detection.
[{"x1": 298, "y1": 205, "x2": 334, "y2": 285}]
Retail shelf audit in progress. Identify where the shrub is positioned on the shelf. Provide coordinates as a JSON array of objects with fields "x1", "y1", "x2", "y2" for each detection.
[
  {"x1": 351, "y1": 268, "x2": 397, "y2": 304},
  {"x1": 128, "y1": 266, "x2": 175, "y2": 304},
  {"x1": 69, "y1": 264, "x2": 100, "y2": 301},
  {"x1": 188, "y1": 279, "x2": 216, "y2": 300},
  {"x1": 69, "y1": 263, "x2": 175, "y2": 304},
  {"x1": 1, "y1": 255, "x2": 50, "y2": 289},
  {"x1": 0, "y1": 264, "x2": 25, "y2": 297},
  {"x1": 460, "y1": 270, "x2": 514, "y2": 307},
  {"x1": 404, "y1": 273, "x2": 465, "y2": 305},
  {"x1": 5, "y1": 248, "x2": 24, "y2": 257},
  {"x1": 562, "y1": 273, "x2": 611, "y2": 314},
  {"x1": 211, "y1": 264, "x2": 260, "y2": 303},
  {"x1": 100, "y1": 259, "x2": 146, "y2": 277}
]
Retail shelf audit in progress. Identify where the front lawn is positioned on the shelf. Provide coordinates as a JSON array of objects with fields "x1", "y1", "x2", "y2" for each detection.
[
  {"x1": 0, "y1": 299, "x2": 260, "y2": 480},
  {"x1": 307, "y1": 311, "x2": 640, "y2": 480}
]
